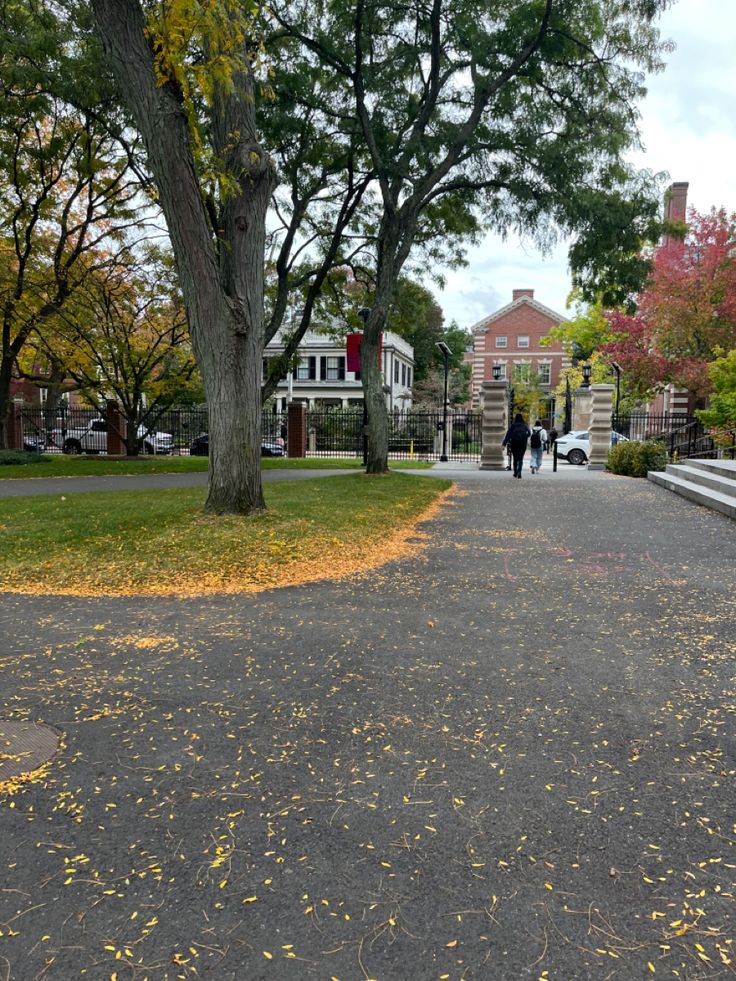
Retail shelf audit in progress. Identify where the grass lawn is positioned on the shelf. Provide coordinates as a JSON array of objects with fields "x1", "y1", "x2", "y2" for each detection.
[
  {"x1": 0, "y1": 455, "x2": 433, "y2": 479},
  {"x1": 0, "y1": 472, "x2": 451, "y2": 596}
]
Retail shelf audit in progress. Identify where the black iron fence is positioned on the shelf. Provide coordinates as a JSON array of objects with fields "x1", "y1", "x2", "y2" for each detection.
[
  {"x1": 305, "y1": 408, "x2": 482, "y2": 460},
  {"x1": 18, "y1": 404, "x2": 482, "y2": 461},
  {"x1": 612, "y1": 411, "x2": 736, "y2": 462},
  {"x1": 612, "y1": 412, "x2": 694, "y2": 441}
]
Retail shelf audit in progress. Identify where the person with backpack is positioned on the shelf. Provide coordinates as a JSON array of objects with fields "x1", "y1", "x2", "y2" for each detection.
[
  {"x1": 529, "y1": 419, "x2": 548, "y2": 474},
  {"x1": 502, "y1": 413, "x2": 531, "y2": 478}
]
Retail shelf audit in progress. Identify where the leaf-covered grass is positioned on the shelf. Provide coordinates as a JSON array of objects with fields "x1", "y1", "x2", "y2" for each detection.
[
  {"x1": 0, "y1": 472, "x2": 451, "y2": 596},
  {"x1": 0, "y1": 455, "x2": 432, "y2": 479}
]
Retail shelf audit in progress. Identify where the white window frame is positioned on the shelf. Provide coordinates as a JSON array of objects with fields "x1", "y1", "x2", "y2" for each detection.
[
  {"x1": 517, "y1": 335, "x2": 530, "y2": 348},
  {"x1": 537, "y1": 362, "x2": 551, "y2": 385},
  {"x1": 494, "y1": 363, "x2": 507, "y2": 380},
  {"x1": 495, "y1": 335, "x2": 508, "y2": 348}
]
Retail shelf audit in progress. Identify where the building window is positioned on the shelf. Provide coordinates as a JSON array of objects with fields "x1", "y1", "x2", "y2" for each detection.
[
  {"x1": 407, "y1": 366, "x2": 412, "y2": 387},
  {"x1": 394, "y1": 360, "x2": 399, "y2": 383},
  {"x1": 401, "y1": 363, "x2": 406, "y2": 385},
  {"x1": 538, "y1": 362, "x2": 551, "y2": 385},
  {"x1": 495, "y1": 336, "x2": 507, "y2": 348},
  {"x1": 513, "y1": 362, "x2": 530, "y2": 382},
  {"x1": 323, "y1": 356, "x2": 345, "y2": 380},
  {"x1": 517, "y1": 335, "x2": 530, "y2": 348},
  {"x1": 296, "y1": 356, "x2": 316, "y2": 380},
  {"x1": 494, "y1": 363, "x2": 507, "y2": 381}
]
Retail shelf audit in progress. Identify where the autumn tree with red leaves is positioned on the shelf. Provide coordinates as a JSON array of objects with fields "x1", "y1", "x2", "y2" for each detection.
[{"x1": 604, "y1": 207, "x2": 736, "y2": 399}]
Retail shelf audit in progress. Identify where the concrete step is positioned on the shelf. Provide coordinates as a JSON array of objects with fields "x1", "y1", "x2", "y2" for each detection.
[
  {"x1": 683, "y1": 457, "x2": 736, "y2": 481},
  {"x1": 665, "y1": 463, "x2": 736, "y2": 497},
  {"x1": 648, "y1": 470, "x2": 736, "y2": 520}
]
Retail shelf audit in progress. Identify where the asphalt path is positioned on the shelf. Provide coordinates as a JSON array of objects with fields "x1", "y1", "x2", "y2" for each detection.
[{"x1": 1, "y1": 469, "x2": 735, "y2": 980}]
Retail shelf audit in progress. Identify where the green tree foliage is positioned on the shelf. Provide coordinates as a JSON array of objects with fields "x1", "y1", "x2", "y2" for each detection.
[
  {"x1": 543, "y1": 293, "x2": 613, "y2": 363},
  {"x1": 696, "y1": 349, "x2": 736, "y2": 433},
  {"x1": 0, "y1": 2, "x2": 141, "y2": 447},
  {"x1": 23, "y1": 247, "x2": 199, "y2": 452}
]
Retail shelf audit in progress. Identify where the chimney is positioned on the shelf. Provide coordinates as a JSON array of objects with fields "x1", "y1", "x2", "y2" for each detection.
[
  {"x1": 664, "y1": 182, "x2": 688, "y2": 224},
  {"x1": 512, "y1": 289, "x2": 534, "y2": 302},
  {"x1": 663, "y1": 182, "x2": 689, "y2": 247}
]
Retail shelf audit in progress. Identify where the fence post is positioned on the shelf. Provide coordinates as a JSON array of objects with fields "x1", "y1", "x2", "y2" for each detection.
[
  {"x1": 106, "y1": 400, "x2": 127, "y2": 455},
  {"x1": 287, "y1": 402, "x2": 306, "y2": 458},
  {"x1": 479, "y1": 381, "x2": 507, "y2": 470},
  {"x1": 588, "y1": 385, "x2": 614, "y2": 470}
]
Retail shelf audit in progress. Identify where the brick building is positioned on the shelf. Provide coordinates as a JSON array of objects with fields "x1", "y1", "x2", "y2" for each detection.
[{"x1": 469, "y1": 289, "x2": 569, "y2": 408}]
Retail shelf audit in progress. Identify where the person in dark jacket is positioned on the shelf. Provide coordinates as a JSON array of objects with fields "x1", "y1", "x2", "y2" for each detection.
[{"x1": 502, "y1": 413, "x2": 531, "y2": 478}]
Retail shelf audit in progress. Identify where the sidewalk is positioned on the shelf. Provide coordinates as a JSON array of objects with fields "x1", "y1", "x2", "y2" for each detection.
[{"x1": 1, "y1": 470, "x2": 734, "y2": 980}]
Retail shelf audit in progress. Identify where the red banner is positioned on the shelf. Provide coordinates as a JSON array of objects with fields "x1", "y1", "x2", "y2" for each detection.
[{"x1": 346, "y1": 333, "x2": 382, "y2": 372}]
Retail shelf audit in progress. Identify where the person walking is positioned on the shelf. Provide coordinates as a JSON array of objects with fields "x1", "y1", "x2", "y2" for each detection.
[
  {"x1": 502, "y1": 413, "x2": 531, "y2": 479},
  {"x1": 529, "y1": 419, "x2": 547, "y2": 473}
]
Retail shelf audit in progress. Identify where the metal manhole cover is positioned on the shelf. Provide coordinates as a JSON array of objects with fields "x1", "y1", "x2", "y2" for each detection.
[{"x1": 0, "y1": 721, "x2": 62, "y2": 781}]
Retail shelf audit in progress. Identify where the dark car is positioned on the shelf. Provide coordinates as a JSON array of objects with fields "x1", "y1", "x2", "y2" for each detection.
[{"x1": 189, "y1": 434, "x2": 285, "y2": 457}]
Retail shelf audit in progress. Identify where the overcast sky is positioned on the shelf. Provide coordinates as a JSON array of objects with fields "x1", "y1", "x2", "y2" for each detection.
[{"x1": 435, "y1": 0, "x2": 736, "y2": 331}]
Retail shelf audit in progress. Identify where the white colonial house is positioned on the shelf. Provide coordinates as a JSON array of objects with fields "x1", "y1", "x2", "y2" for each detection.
[{"x1": 265, "y1": 330, "x2": 415, "y2": 410}]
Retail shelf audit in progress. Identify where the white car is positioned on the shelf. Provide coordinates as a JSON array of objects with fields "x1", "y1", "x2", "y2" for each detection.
[
  {"x1": 52, "y1": 418, "x2": 173, "y2": 455},
  {"x1": 555, "y1": 430, "x2": 628, "y2": 465}
]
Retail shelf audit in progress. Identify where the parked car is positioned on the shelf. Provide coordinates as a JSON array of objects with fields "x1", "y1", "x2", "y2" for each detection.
[
  {"x1": 22, "y1": 434, "x2": 47, "y2": 453},
  {"x1": 189, "y1": 433, "x2": 285, "y2": 457},
  {"x1": 555, "y1": 429, "x2": 628, "y2": 465},
  {"x1": 51, "y1": 418, "x2": 173, "y2": 455}
]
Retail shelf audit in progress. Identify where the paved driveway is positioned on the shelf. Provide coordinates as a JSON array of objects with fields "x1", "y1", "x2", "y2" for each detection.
[{"x1": 1, "y1": 471, "x2": 734, "y2": 980}]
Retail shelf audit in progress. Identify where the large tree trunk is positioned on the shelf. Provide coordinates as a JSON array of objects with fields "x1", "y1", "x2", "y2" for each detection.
[
  {"x1": 362, "y1": 216, "x2": 416, "y2": 474},
  {"x1": 361, "y1": 306, "x2": 390, "y2": 474},
  {"x1": 91, "y1": 0, "x2": 273, "y2": 513}
]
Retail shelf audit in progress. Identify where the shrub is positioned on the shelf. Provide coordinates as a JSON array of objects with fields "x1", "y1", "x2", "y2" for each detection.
[
  {"x1": 0, "y1": 450, "x2": 52, "y2": 466},
  {"x1": 607, "y1": 440, "x2": 666, "y2": 477}
]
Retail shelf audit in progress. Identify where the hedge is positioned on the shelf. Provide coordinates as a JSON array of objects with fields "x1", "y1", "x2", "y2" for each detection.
[{"x1": 607, "y1": 440, "x2": 667, "y2": 477}]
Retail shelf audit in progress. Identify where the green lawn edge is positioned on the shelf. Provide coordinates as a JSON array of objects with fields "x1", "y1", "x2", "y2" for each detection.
[{"x1": 0, "y1": 456, "x2": 433, "y2": 479}]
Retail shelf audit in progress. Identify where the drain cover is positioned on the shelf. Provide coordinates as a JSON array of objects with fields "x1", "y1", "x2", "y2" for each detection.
[{"x1": 0, "y1": 721, "x2": 62, "y2": 781}]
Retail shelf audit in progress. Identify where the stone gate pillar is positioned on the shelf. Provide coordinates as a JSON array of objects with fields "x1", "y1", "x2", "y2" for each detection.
[
  {"x1": 572, "y1": 387, "x2": 593, "y2": 432},
  {"x1": 588, "y1": 384, "x2": 615, "y2": 470},
  {"x1": 479, "y1": 381, "x2": 507, "y2": 470}
]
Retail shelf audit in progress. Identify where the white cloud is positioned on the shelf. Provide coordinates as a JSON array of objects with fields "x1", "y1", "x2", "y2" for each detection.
[{"x1": 435, "y1": 0, "x2": 736, "y2": 330}]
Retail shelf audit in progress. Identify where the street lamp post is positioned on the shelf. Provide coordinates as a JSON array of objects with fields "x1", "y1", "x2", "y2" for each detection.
[
  {"x1": 611, "y1": 361, "x2": 622, "y2": 420},
  {"x1": 435, "y1": 340, "x2": 451, "y2": 462},
  {"x1": 581, "y1": 363, "x2": 592, "y2": 388}
]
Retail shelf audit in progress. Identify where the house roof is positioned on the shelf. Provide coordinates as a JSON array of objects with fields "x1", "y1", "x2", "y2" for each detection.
[{"x1": 469, "y1": 295, "x2": 567, "y2": 335}]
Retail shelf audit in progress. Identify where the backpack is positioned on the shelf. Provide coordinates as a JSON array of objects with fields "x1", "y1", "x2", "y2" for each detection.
[{"x1": 530, "y1": 428, "x2": 542, "y2": 449}]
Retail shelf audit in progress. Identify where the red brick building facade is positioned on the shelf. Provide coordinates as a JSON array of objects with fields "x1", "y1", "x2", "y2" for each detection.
[{"x1": 469, "y1": 289, "x2": 569, "y2": 407}]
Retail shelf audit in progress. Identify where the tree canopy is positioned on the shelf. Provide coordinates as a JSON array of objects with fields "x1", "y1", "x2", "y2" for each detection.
[{"x1": 604, "y1": 207, "x2": 736, "y2": 399}]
